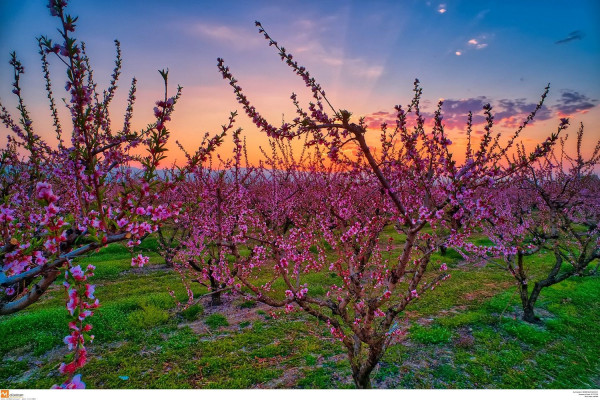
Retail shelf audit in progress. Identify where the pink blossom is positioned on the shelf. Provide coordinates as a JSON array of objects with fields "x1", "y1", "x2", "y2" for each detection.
[
  {"x1": 85, "y1": 284, "x2": 95, "y2": 299},
  {"x1": 66, "y1": 374, "x2": 86, "y2": 389},
  {"x1": 0, "y1": 205, "x2": 14, "y2": 223},
  {"x1": 36, "y1": 182, "x2": 57, "y2": 203},
  {"x1": 297, "y1": 287, "x2": 308, "y2": 299},
  {"x1": 66, "y1": 288, "x2": 79, "y2": 315},
  {"x1": 52, "y1": 374, "x2": 86, "y2": 390},
  {"x1": 63, "y1": 332, "x2": 80, "y2": 350},
  {"x1": 34, "y1": 251, "x2": 47, "y2": 266},
  {"x1": 45, "y1": 203, "x2": 59, "y2": 216},
  {"x1": 131, "y1": 254, "x2": 149, "y2": 267},
  {"x1": 69, "y1": 265, "x2": 86, "y2": 281},
  {"x1": 79, "y1": 310, "x2": 93, "y2": 321}
]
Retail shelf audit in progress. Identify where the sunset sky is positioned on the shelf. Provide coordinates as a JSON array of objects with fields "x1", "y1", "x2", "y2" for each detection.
[{"x1": 1, "y1": 0, "x2": 599, "y2": 165}]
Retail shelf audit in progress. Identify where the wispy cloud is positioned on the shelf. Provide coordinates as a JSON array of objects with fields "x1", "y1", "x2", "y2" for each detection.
[
  {"x1": 186, "y1": 22, "x2": 261, "y2": 49},
  {"x1": 555, "y1": 30, "x2": 585, "y2": 44},
  {"x1": 474, "y1": 9, "x2": 490, "y2": 21},
  {"x1": 319, "y1": 55, "x2": 384, "y2": 79},
  {"x1": 284, "y1": 17, "x2": 385, "y2": 80},
  {"x1": 354, "y1": 65, "x2": 384, "y2": 79}
]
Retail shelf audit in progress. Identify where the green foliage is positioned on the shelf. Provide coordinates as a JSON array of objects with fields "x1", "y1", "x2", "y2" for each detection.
[
  {"x1": 179, "y1": 304, "x2": 204, "y2": 321},
  {"x1": 238, "y1": 300, "x2": 256, "y2": 309},
  {"x1": 297, "y1": 367, "x2": 334, "y2": 388},
  {"x1": 127, "y1": 303, "x2": 170, "y2": 329},
  {"x1": 410, "y1": 325, "x2": 453, "y2": 344},
  {"x1": 304, "y1": 354, "x2": 317, "y2": 366},
  {"x1": 437, "y1": 310, "x2": 486, "y2": 328},
  {"x1": 0, "y1": 233, "x2": 598, "y2": 389},
  {"x1": 0, "y1": 307, "x2": 69, "y2": 356},
  {"x1": 205, "y1": 313, "x2": 229, "y2": 330},
  {"x1": 501, "y1": 320, "x2": 552, "y2": 346}
]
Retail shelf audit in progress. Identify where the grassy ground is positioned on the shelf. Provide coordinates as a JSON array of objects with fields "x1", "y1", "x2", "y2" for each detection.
[{"x1": 1, "y1": 234, "x2": 599, "y2": 389}]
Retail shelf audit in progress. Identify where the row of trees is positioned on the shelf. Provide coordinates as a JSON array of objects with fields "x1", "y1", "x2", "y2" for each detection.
[{"x1": 1, "y1": 0, "x2": 598, "y2": 389}]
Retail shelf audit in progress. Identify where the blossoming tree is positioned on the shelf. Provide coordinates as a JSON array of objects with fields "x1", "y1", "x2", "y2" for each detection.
[
  {"x1": 0, "y1": 0, "x2": 183, "y2": 388},
  {"x1": 481, "y1": 125, "x2": 599, "y2": 322},
  {"x1": 213, "y1": 21, "x2": 563, "y2": 388}
]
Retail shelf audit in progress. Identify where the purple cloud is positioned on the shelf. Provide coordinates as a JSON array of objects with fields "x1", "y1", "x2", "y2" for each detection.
[
  {"x1": 363, "y1": 88, "x2": 597, "y2": 132},
  {"x1": 554, "y1": 90, "x2": 597, "y2": 115}
]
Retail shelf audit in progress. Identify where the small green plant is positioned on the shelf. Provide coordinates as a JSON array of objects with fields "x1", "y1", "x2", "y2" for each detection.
[
  {"x1": 304, "y1": 354, "x2": 317, "y2": 366},
  {"x1": 127, "y1": 303, "x2": 170, "y2": 329},
  {"x1": 205, "y1": 313, "x2": 229, "y2": 330},
  {"x1": 179, "y1": 303, "x2": 204, "y2": 321},
  {"x1": 239, "y1": 300, "x2": 256, "y2": 309}
]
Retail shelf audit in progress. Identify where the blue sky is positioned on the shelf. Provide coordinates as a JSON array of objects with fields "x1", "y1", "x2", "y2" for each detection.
[{"x1": 1, "y1": 0, "x2": 599, "y2": 163}]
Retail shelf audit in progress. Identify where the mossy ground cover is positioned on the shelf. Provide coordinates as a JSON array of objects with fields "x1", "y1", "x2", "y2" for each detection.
[{"x1": 1, "y1": 234, "x2": 598, "y2": 389}]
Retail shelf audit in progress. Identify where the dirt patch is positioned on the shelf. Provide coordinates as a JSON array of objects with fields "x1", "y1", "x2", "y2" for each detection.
[
  {"x1": 496, "y1": 305, "x2": 556, "y2": 322},
  {"x1": 454, "y1": 327, "x2": 475, "y2": 348},
  {"x1": 258, "y1": 366, "x2": 304, "y2": 388},
  {"x1": 178, "y1": 296, "x2": 276, "y2": 335},
  {"x1": 121, "y1": 263, "x2": 171, "y2": 276},
  {"x1": 437, "y1": 305, "x2": 469, "y2": 316},
  {"x1": 462, "y1": 281, "x2": 513, "y2": 302},
  {"x1": 455, "y1": 259, "x2": 488, "y2": 270}
]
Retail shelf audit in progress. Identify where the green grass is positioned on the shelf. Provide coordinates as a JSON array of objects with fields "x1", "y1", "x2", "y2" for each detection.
[
  {"x1": 1, "y1": 234, "x2": 598, "y2": 389},
  {"x1": 205, "y1": 314, "x2": 229, "y2": 330},
  {"x1": 127, "y1": 303, "x2": 170, "y2": 330},
  {"x1": 410, "y1": 325, "x2": 453, "y2": 344},
  {"x1": 179, "y1": 304, "x2": 204, "y2": 321}
]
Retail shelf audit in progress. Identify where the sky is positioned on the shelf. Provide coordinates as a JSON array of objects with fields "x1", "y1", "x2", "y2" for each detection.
[{"x1": 1, "y1": 0, "x2": 599, "y2": 166}]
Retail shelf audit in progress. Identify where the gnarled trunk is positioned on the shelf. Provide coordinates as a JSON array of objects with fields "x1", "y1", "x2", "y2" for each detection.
[
  {"x1": 516, "y1": 249, "x2": 567, "y2": 323},
  {"x1": 346, "y1": 335, "x2": 384, "y2": 389},
  {"x1": 208, "y1": 268, "x2": 222, "y2": 306}
]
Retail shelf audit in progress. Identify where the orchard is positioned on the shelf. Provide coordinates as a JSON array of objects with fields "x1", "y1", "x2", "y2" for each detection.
[{"x1": 1, "y1": 0, "x2": 598, "y2": 390}]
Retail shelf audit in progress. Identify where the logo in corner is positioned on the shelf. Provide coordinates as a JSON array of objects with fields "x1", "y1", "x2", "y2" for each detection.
[{"x1": 0, "y1": 390, "x2": 8, "y2": 398}]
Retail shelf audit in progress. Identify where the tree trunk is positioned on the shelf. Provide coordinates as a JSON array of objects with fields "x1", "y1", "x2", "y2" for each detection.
[
  {"x1": 351, "y1": 368, "x2": 373, "y2": 389},
  {"x1": 514, "y1": 251, "x2": 540, "y2": 323},
  {"x1": 517, "y1": 281, "x2": 539, "y2": 323},
  {"x1": 347, "y1": 336, "x2": 384, "y2": 389},
  {"x1": 439, "y1": 245, "x2": 447, "y2": 256},
  {"x1": 522, "y1": 281, "x2": 546, "y2": 323},
  {"x1": 208, "y1": 272, "x2": 222, "y2": 306},
  {"x1": 516, "y1": 249, "x2": 568, "y2": 323},
  {"x1": 522, "y1": 299, "x2": 539, "y2": 323}
]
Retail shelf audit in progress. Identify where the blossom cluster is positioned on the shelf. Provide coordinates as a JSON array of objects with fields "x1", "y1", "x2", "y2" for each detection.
[
  {"x1": 1, "y1": 0, "x2": 187, "y2": 389},
  {"x1": 52, "y1": 263, "x2": 98, "y2": 389}
]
